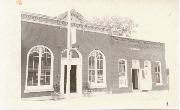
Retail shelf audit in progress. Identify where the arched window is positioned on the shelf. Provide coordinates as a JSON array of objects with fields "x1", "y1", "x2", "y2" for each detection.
[
  {"x1": 88, "y1": 50, "x2": 106, "y2": 88},
  {"x1": 25, "y1": 45, "x2": 54, "y2": 93}
]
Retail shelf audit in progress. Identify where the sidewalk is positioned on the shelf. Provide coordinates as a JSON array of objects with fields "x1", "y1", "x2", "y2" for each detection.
[{"x1": 47, "y1": 90, "x2": 173, "y2": 109}]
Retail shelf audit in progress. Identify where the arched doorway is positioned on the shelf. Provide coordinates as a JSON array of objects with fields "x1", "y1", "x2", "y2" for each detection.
[{"x1": 60, "y1": 48, "x2": 82, "y2": 95}]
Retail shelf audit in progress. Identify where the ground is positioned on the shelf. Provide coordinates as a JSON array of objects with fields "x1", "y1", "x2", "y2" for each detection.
[{"x1": 45, "y1": 90, "x2": 176, "y2": 109}]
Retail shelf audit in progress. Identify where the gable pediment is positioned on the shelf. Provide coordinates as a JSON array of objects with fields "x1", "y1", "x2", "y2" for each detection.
[{"x1": 54, "y1": 9, "x2": 85, "y2": 24}]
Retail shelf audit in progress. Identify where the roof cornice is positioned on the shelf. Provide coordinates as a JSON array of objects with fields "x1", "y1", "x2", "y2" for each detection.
[{"x1": 21, "y1": 11, "x2": 114, "y2": 35}]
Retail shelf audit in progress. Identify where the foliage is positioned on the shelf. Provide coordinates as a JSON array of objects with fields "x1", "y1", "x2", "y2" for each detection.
[{"x1": 89, "y1": 16, "x2": 138, "y2": 37}]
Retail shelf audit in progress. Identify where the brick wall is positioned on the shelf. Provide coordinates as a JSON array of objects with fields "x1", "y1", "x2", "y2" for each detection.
[
  {"x1": 21, "y1": 21, "x2": 168, "y2": 98},
  {"x1": 76, "y1": 29, "x2": 167, "y2": 93},
  {"x1": 21, "y1": 21, "x2": 67, "y2": 98}
]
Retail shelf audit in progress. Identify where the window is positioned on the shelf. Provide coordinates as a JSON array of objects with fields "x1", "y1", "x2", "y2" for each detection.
[
  {"x1": 155, "y1": 61, "x2": 162, "y2": 85},
  {"x1": 118, "y1": 59, "x2": 128, "y2": 88},
  {"x1": 88, "y1": 50, "x2": 106, "y2": 88},
  {"x1": 143, "y1": 60, "x2": 151, "y2": 79},
  {"x1": 118, "y1": 60, "x2": 126, "y2": 76},
  {"x1": 25, "y1": 45, "x2": 54, "y2": 93}
]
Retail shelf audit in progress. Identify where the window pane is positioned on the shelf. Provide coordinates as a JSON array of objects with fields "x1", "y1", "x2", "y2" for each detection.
[
  {"x1": 89, "y1": 70, "x2": 95, "y2": 83},
  {"x1": 28, "y1": 52, "x2": 39, "y2": 69},
  {"x1": 119, "y1": 60, "x2": 126, "y2": 75},
  {"x1": 27, "y1": 70, "x2": 38, "y2": 86},
  {"x1": 97, "y1": 70, "x2": 103, "y2": 75},
  {"x1": 158, "y1": 65, "x2": 160, "y2": 72},
  {"x1": 155, "y1": 62, "x2": 160, "y2": 72},
  {"x1": 97, "y1": 53, "x2": 103, "y2": 59},
  {"x1": 97, "y1": 76, "x2": 103, "y2": 83},
  {"x1": 155, "y1": 67, "x2": 157, "y2": 72},
  {"x1": 28, "y1": 55, "x2": 33, "y2": 68},
  {"x1": 97, "y1": 60, "x2": 100, "y2": 69},
  {"x1": 99, "y1": 53, "x2": 103, "y2": 59},
  {"x1": 27, "y1": 52, "x2": 39, "y2": 86},
  {"x1": 46, "y1": 76, "x2": 50, "y2": 85},
  {"x1": 40, "y1": 70, "x2": 50, "y2": 85},
  {"x1": 100, "y1": 60, "x2": 103, "y2": 69},
  {"x1": 89, "y1": 56, "x2": 95, "y2": 69},
  {"x1": 40, "y1": 76, "x2": 45, "y2": 85},
  {"x1": 97, "y1": 70, "x2": 103, "y2": 83},
  {"x1": 41, "y1": 48, "x2": 51, "y2": 85},
  {"x1": 41, "y1": 52, "x2": 51, "y2": 70},
  {"x1": 119, "y1": 65, "x2": 125, "y2": 73},
  {"x1": 156, "y1": 73, "x2": 160, "y2": 83}
]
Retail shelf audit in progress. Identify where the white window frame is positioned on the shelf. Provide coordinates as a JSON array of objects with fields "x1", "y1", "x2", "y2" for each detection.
[
  {"x1": 88, "y1": 49, "x2": 107, "y2": 88},
  {"x1": 24, "y1": 45, "x2": 54, "y2": 93},
  {"x1": 118, "y1": 59, "x2": 128, "y2": 88},
  {"x1": 155, "y1": 61, "x2": 163, "y2": 85}
]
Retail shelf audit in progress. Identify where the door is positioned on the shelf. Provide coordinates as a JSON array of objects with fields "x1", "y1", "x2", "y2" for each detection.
[
  {"x1": 60, "y1": 48, "x2": 82, "y2": 95},
  {"x1": 139, "y1": 61, "x2": 152, "y2": 91},
  {"x1": 64, "y1": 65, "x2": 67, "y2": 94},
  {"x1": 64, "y1": 65, "x2": 77, "y2": 94},
  {"x1": 132, "y1": 69, "x2": 139, "y2": 90},
  {"x1": 70, "y1": 65, "x2": 77, "y2": 93},
  {"x1": 140, "y1": 69, "x2": 152, "y2": 91}
]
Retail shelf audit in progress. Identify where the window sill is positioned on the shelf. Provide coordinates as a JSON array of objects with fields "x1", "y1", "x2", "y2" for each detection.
[
  {"x1": 89, "y1": 83, "x2": 107, "y2": 88},
  {"x1": 24, "y1": 86, "x2": 54, "y2": 93},
  {"x1": 119, "y1": 86, "x2": 128, "y2": 88},
  {"x1": 156, "y1": 83, "x2": 163, "y2": 86}
]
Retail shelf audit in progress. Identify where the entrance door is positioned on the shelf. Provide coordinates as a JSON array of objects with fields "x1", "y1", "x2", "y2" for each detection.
[
  {"x1": 64, "y1": 65, "x2": 77, "y2": 94},
  {"x1": 139, "y1": 60, "x2": 152, "y2": 91},
  {"x1": 132, "y1": 69, "x2": 139, "y2": 90},
  {"x1": 64, "y1": 65, "x2": 67, "y2": 94},
  {"x1": 70, "y1": 65, "x2": 77, "y2": 93},
  {"x1": 140, "y1": 69, "x2": 152, "y2": 91},
  {"x1": 60, "y1": 48, "x2": 82, "y2": 95}
]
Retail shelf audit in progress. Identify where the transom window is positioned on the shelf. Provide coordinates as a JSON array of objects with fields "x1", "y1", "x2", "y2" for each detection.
[
  {"x1": 118, "y1": 59, "x2": 128, "y2": 88},
  {"x1": 61, "y1": 49, "x2": 79, "y2": 58},
  {"x1": 25, "y1": 45, "x2": 54, "y2": 93},
  {"x1": 88, "y1": 50, "x2": 106, "y2": 88},
  {"x1": 155, "y1": 61, "x2": 162, "y2": 85}
]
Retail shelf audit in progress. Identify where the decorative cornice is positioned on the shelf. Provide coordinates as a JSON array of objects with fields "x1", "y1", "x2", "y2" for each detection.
[{"x1": 21, "y1": 11, "x2": 114, "y2": 35}]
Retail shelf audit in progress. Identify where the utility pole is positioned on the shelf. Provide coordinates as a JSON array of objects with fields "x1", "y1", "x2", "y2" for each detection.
[{"x1": 66, "y1": 9, "x2": 71, "y2": 97}]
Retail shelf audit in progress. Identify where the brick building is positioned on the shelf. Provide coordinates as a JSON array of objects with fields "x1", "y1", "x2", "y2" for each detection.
[{"x1": 21, "y1": 10, "x2": 168, "y2": 99}]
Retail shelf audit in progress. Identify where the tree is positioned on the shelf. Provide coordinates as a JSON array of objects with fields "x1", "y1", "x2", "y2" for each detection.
[{"x1": 89, "y1": 16, "x2": 138, "y2": 37}]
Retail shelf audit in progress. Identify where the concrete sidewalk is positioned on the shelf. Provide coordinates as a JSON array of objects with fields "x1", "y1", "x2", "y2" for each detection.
[{"x1": 46, "y1": 90, "x2": 174, "y2": 109}]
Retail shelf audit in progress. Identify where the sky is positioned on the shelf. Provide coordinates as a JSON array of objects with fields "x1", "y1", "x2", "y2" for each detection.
[{"x1": 0, "y1": 0, "x2": 179, "y2": 108}]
